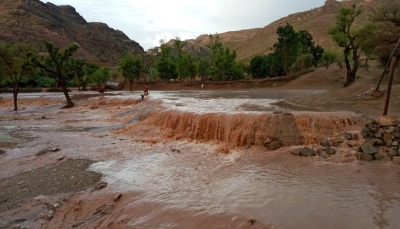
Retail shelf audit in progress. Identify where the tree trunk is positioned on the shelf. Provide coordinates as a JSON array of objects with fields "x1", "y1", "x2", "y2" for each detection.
[
  {"x1": 74, "y1": 72, "x2": 81, "y2": 91},
  {"x1": 12, "y1": 83, "x2": 18, "y2": 111},
  {"x1": 59, "y1": 79, "x2": 73, "y2": 108},
  {"x1": 344, "y1": 49, "x2": 354, "y2": 86},
  {"x1": 364, "y1": 56, "x2": 370, "y2": 70}
]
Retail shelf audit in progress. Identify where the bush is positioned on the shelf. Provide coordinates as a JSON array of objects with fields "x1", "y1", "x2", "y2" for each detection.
[
  {"x1": 290, "y1": 54, "x2": 313, "y2": 73},
  {"x1": 320, "y1": 50, "x2": 338, "y2": 70},
  {"x1": 35, "y1": 76, "x2": 56, "y2": 88}
]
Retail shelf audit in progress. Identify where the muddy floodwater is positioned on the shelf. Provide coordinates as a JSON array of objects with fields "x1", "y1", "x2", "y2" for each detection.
[{"x1": 0, "y1": 90, "x2": 400, "y2": 229}]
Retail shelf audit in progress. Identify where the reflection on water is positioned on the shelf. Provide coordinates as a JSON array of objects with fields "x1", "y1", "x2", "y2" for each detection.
[{"x1": 90, "y1": 148, "x2": 400, "y2": 229}]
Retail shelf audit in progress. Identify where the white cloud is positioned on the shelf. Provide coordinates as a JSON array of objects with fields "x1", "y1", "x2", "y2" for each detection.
[{"x1": 44, "y1": 0, "x2": 326, "y2": 50}]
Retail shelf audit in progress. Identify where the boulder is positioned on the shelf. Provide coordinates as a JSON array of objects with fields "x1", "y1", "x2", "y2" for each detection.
[
  {"x1": 375, "y1": 116, "x2": 398, "y2": 126},
  {"x1": 300, "y1": 147, "x2": 316, "y2": 157},
  {"x1": 320, "y1": 140, "x2": 331, "y2": 148},
  {"x1": 332, "y1": 137, "x2": 344, "y2": 147},
  {"x1": 360, "y1": 153, "x2": 373, "y2": 161},
  {"x1": 343, "y1": 133, "x2": 352, "y2": 140},
  {"x1": 290, "y1": 148, "x2": 301, "y2": 156},
  {"x1": 374, "y1": 153, "x2": 385, "y2": 161},
  {"x1": 393, "y1": 141, "x2": 399, "y2": 146},
  {"x1": 361, "y1": 128, "x2": 371, "y2": 138},
  {"x1": 359, "y1": 142, "x2": 378, "y2": 155},
  {"x1": 319, "y1": 152, "x2": 329, "y2": 159},
  {"x1": 267, "y1": 141, "x2": 281, "y2": 150},
  {"x1": 393, "y1": 156, "x2": 400, "y2": 164},
  {"x1": 388, "y1": 149, "x2": 398, "y2": 156},
  {"x1": 326, "y1": 147, "x2": 337, "y2": 155},
  {"x1": 375, "y1": 139, "x2": 384, "y2": 146},
  {"x1": 0, "y1": 149, "x2": 5, "y2": 155}
]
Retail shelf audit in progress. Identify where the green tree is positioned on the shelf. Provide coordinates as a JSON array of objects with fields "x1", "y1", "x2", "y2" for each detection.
[
  {"x1": 329, "y1": 4, "x2": 374, "y2": 86},
  {"x1": 249, "y1": 55, "x2": 267, "y2": 78},
  {"x1": 320, "y1": 50, "x2": 338, "y2": 70},
  {"x1": 157, "y1": 39, "x2": 177, "y2": 82},
  {"x1": 68, "y1": 58, "x2": 85, "y2": 91},
  {"x1": 198, "y1": 59, "x2": 210, "y2": 82},
  {"x1": 148, "y1": 65, "x2": 159, "y2": 82},
  {"x1": 173, "y1": 37, "x2": 188, "y2": 81},
  {"x1": 82, "y1": 62, "x2": 100, "y2": 90},
  {"x1": 91, "y1": 67, "x2": 110, "y2": 85},
  {"x1": 29, "y1": 41, "x2": 79, "y2": 108},
  {"x1": 0, "y1": 42, "x2": 37, "y2": 111},
  {"x1": 119, "y1": 53, "x2": 144, "y2": 91}
]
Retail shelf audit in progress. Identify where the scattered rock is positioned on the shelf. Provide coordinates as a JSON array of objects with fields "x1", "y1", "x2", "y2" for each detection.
[
  {"x1": 316, "y1": 148, "x2": 326, "y2": 155},
  {"x1": 0, "y1": 149, "x2": 6, "y2": 155},
  {"x1": 375, "y1": 116, "x2": 398, "y2": 126},
  {"x1": 326, "y1": 147, "x2": 337, "y2": 155},
  {"x1": 375, "y1": 139, "x2": 384, "y2": 146},
  {"x1": 388, "y1": 149, "x2": 398, "y2": 156},
  {"x1": 361, "y1": 128, "x2": 371, "y2": 138},
  {"x1": 92, "y1": 181, "x2": 107, "y2": 192},
  {"x1": 393, "y1": 157, "x2": 400, "y2": 164},
  {"x1": 113, "y1": 194, "x2": 122, "y2": 202},
  {"x1": 360, "y1": 153, "x2": 373, "y2": 161},
  {"x1": 383, "y1": 133, "x2": 392, "y2": 143},
  {"x1": 375, "y1": 133, "x2": 382, "y2": 138},
  {"x1": 347, "y1": 141, "x2": 359, "y2": 148},
  {"x1": 374, "y1": 153, "x2": 385, "y2": 161},
  {"x1": 351, "y1": 133, "x2": 359, "y2": 141},
  {"x1": 393, "y1": 141, "x2": 399, "y2": 146},
  {"x1": 359, "y1": 142, "x2": 378, "y2": 155},
  {"x1": 300, "y1": 147, "x2": 316, "y2": 157},
  {"x1": 267, "y1": 141, "x2": 281, "y2": 150},
  {"x1": 320, "y1": 140, "x2": 331, "y2": 148},
  {"x1": 319, "y1": 152, "x2": 329, "y2": 159},
  {"x1": 332, "y1": 137, "x2": 344, "y2": 147},
  {"x1": 247, "y1": 219, "x2": 257, "y2": 225},
  {"x1": 343, "y1": 133, "x2": 352, "y2": 140},
  {"x1": 290, "y1": 148, "x2": 301, "y2": 156},
  {"x1": 57, "y1": 156, "x2": 65, "y2": 161},
  {"x1": 386, "y1": 140, "x2": 393, "y2": 147},
  {"x1": 263, "y1": 138, "x2": 272, "y2": 146}
]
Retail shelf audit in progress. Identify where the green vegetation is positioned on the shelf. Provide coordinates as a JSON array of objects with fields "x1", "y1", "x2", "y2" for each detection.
[
  {"x1": 321, "y1": 50, "x2": 338, "y2": 70},
  {"x1": 249, "y1": 24, "x2": 323, "y2": 78},
  {"x1": 119, "y1": 53, "x2": 144, "y2": 91},
  {"x1": 329, "y1": 4, "x2": 375, "y2": 86}
]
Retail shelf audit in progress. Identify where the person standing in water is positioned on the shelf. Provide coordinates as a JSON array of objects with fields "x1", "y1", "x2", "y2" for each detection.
[
  {"x1": 99, "y1": 84, "x2": 105, "y2": 99},
  {"x1": 144, "y1": 84, "x2": 149, "y2": 95}
]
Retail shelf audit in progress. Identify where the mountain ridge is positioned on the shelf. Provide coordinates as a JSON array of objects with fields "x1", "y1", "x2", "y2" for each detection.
[{"x1": 0, "y1": 0, "x2": 144, "y2": 64}]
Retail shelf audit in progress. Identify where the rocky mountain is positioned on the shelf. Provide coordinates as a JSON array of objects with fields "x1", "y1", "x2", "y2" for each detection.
[
  {"x1": 0, "y1": 0, "x2": 144, "y2": 64},
  {"x1": 166, "y1": 0, "x2": 389, "y2": 62}
]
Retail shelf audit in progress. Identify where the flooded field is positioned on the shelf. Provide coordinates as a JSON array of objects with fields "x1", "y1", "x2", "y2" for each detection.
[{"x1": 0, "y1": 90, "x2": 400, "y2": 229}]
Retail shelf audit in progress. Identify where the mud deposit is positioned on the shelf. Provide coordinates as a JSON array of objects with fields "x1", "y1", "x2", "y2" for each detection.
[{"x1": 0, "y1": 91, "x2": 400, "y2": 229}]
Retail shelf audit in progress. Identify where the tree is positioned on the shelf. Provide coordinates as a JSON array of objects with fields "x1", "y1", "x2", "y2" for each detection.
[
  {"x1": 157, "y1": 39, "x2": 177, "y2": 81},
  {"x1": 91, "y1": 67, "x2": 110, "y2": 85},
  {"x1": 82, "y1": 62, "x2": 100, "y2": 90},
  {"x1": 249, "y1": 55, "x2": 267, "y2": 78},
  {"x1": 0, "y1": 42, "x2": 37, "y2": 111},
  {"x1": 329, "y1": 4, "x2": 373, "y2": 86},
  {"x1": 320, "y1": 50, "x2": 338, "y2": 70},
  {"x1": 370, "y1": 0, "x2": 400, "y2": 64},
  {"x1": 173, "y1": 37, "x2": 188, "y2": 81},
  {"x1": 29, "y1": 41, "x2": 79, "y2": 108},
  {"x1": 119, "y1": 53, "x2": 144, "y2": 91},
  {"x1": 68, "y1": 58, "x2": 85, "y2": 91},
  {"x1": 198, "y1": 59, "x2": 210, "y2": 82}
]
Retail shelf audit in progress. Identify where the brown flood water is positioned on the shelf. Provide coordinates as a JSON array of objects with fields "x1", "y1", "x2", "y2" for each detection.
[{"x1": 0, "y1": 90, "x2": 400, "y2": 229}]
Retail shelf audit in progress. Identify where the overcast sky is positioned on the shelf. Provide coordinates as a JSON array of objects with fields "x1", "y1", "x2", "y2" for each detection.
[{"x1": 45, "y1": 0, "x2": 326, "y2": 50}]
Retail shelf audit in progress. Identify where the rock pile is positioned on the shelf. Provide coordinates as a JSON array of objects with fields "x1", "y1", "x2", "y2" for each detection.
[{"x1": 360, "y1": 116, "x2": 400, "y2": 163}]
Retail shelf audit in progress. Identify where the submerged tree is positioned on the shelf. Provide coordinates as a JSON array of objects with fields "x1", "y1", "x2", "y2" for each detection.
[
  {"x1": 329, "y1": 4, "x2": 374, "y2": 86},
  {"x1": 29, "y1": 41, "x2": 79, "y2": 108},
  {"x1": 0, "y1": 42, "x2": 37, "y2": 111}
]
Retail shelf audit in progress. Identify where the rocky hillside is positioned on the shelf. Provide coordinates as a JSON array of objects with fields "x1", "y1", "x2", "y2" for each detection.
[
  {"x1": 167, "y1": 0, "x2": 389, "y2": 62},
  {"x1": 0, "y1": 0, "x2": 144, "y2": 63}
]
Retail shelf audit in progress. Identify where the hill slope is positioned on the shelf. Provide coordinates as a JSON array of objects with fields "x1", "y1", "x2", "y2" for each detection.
[
  {"x1": 167, "y1": 0, "x2": 389, "y2": 62},
  {"x1": 0, "y1": 0, "x2": 144, "y2": 63}
]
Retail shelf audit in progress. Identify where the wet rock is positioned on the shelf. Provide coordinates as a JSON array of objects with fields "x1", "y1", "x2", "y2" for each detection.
[
  {"x1": 316, "y1": 148, "x2": 326, "y2": 155},
  {"x1": 300, "y1": 147, "x2": 316, "y2": 157},
  {"x1": 375, "y1": 116, "x2": 398, "y2": 126},
  {"x1": 374, "y1": 153, "x2": 385, "y2": 161},
  {"x1": 386, "y1": 140, "x2": 393, "y2": 147},
  {"x1": 343, "y1": 133, "x2": 352, "y2": 140},
  {"x1": 351, "y1": 133, "x2": 359, "y2": 141},
  {"x1": 359, "y1": 142, "x2": 378, "y2": 155},
  {"x1": 393, "y1": 141, "x2": 399, "y2": 146},
  {"x1": 113, "y1": 194, "x2": 122, "y2": 202},
  {"x1": 393, "y1": 157, "x2": 400, "y2": 164},
  {"x1": 0, "y1": 149, "x2": 6, "y2": 155},
  {"x1": 393, "y1": 133, "x2": 400, "y2": 138},
  {"x1": 267, "y1": 141, "x2": 281, "y2": 150},
  {"x1": 92, "y1": 181, "x2": 107, "y2": 192},
  {"x1": 375, "y1": 139, "x2": 384, "y2": 146},
  {"x1": 360, "y1": 153, "x2": 373, "y2": 161},
  {"x1": 320, "y1": 140, "x2": 331, "y2": 148},
  {"x1": 263, "y1": 138, "x2": 272, "y2": 146},
  {"x1": 332, "y1": 137, "x2": 344, "y2": 147},
  {"x1": 326, "y1": 147, "x2": 337, "y2": 155},
  {"x1": 319, "y1": 152, "x2": 329, "y2": 159},
  {"x1": 290, "y1": 148, "x2": 301, "y2": 156},
  {"x1": 385, "y1": 126, "x2": 395, "y2": 133},
  {"x1": 361, "y1": 128, "x2": 371, "y2": 138},
  {"x1": 388, "y1": 149, "x2": 398, "y2": 156},
  {"x1": 347, "y1": 141, "x2": 359, "y2": 148},
  {"x1": 383, "y1": 133, "x2": 392, "y2": 143},
  {"x1": 375, "y1": 133, "x2": 383, "y2": 138}
]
